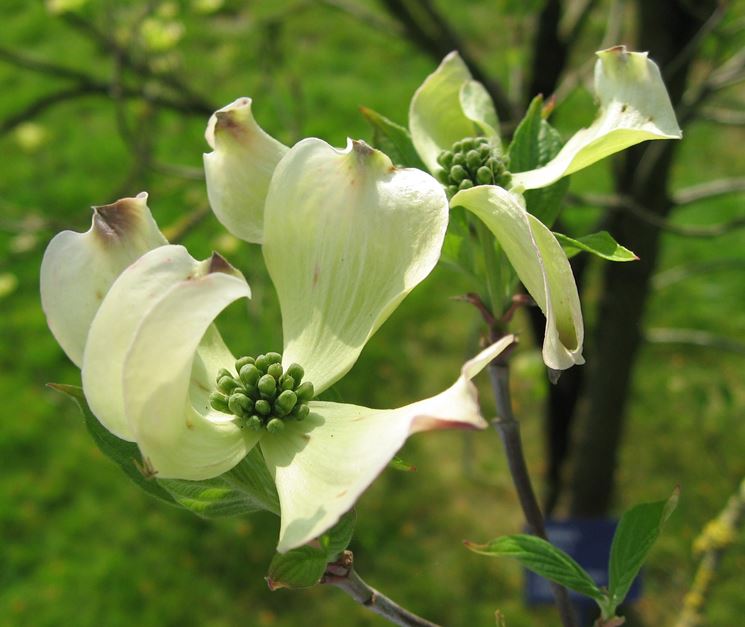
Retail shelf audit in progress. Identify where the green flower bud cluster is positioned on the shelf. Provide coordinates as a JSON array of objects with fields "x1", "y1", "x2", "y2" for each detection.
[
  {"x1": 209, "y1": 352, "x2": 314, "y2": 434},
  {"x1": 436, "y1": 137, "x2": 511, "y2": 198}
]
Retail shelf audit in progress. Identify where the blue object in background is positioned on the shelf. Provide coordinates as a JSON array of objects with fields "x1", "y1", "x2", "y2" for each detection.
[{"x1": 524, "y1": 518, "x2": 642, "y2": 608}]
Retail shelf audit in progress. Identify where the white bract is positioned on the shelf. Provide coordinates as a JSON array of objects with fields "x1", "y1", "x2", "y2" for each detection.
[
  {"x1": 408, "y1": 46, "x2": 681, "y2": 370},
  {"x1": 41, "y1": 137, "x2": 514, "y2": 553}
]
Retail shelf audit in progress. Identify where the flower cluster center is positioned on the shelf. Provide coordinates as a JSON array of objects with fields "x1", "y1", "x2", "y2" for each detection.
[
  {"x1": 436, "y1": 137, "x2": 511, "y2": 197},
  {"x1": 209, "y1": 352, "x2": 314, "y2": 433}
]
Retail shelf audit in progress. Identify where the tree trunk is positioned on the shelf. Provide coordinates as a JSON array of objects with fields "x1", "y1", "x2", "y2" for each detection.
[{"x1": 568, "y1": 0, "x2": 716, "y2": 516}]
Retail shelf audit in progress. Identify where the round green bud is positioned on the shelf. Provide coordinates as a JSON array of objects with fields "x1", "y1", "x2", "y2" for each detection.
[
  {"x1": 449, "y1": 165, "x2": 467, "y2": 183},
  {"x1": 452, "y1": 152, "x2": 466, "y2": 167},
  {"x1": 295, "y1": 381, "x2": 315, "y2": 402},
  {"x1": 458, "y1": 179, "x2": 474, "y2": 191},
  {"x1": 266, "y1": 418, "x2": 285, "y2": 434},
  {"x1": 265, "y1": 352, "x2": 282, "y2": 365},
  {"x1": 476, "y1": 166, "x2": 493, "y2": 184},
  {"x1": 286, "y1": 363, "x2": 304, "y2": 383},
  {"x1": 280, "y1": 374, "x2": 295, "y2": 391},
  {"x1": 234, "y1": 356, "x2": 255, "y2": 371},
  {"x1": 446, "y1": 185, "x2": 459, "y2": 198},
  {"x1": 461, "y1": 138, "x2": 476, "y2": 151},
  {"x1": 209, "y1": 392, "x2": 230, "y2": 413},
  {"x1": 217, "y1": 368, "x2": 232, "y2": 381},
  {"x1": 267, "y1": 363, "x2": 283, "y2": 379},
  {"x1": 275, "y1": 390, "x2": 297, "y2": 415},
  {"x1": 255, "y1": 399, "x2": 271, "y2": 416},
  {"x1": 478, "y1": 144, "x2": 491, "y2": 159},
  {"x1": 437, "y1": 150, "x2": 453, "y2": 168},
  {"x1": 239, "y1": 363, "x2": 261, "y2": 387},
  {"x1": 258, "y1": 374, "x2": 277, "y2": 398},
  {"x1": 246, "y1": 416, "x2": 263, "y2": 431},
  {"x1": 437, "y1": 168, "x2": 450, "y2": 185},
  {"x1": 254, "y1": 354, "x2": 268, "y2": 372},
  {"x1": 217, "y1": 375, "x2": 239, "y2": 394},
  {"x1": 228, "y1": 392, "x2": 253, "y2": 416},
  {"x1": 293, "y1": 403, "x2": 310, "y2": 421},
  {"x1": 453, "y1": 140, "x2": 463, "y2": 152},
  {"x1": 466, "y1": 149, "x2": 481, "y2": 171},
  {"x1": 487, "y1": 157, "x2": 504, "y2": 174}
]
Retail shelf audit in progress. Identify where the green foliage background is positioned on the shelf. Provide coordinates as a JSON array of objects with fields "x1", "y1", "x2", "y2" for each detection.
[{"x1": 1, "y1": 1, "x2": 744, "y2": 625}]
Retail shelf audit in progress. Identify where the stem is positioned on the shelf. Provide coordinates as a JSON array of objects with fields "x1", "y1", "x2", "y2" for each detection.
[
  {"x1": 488, "y1": 357, "x2": 578, "y2": 627},
  {"x1": 324, "y1": 551, "x2": 441, "y2": 627}
]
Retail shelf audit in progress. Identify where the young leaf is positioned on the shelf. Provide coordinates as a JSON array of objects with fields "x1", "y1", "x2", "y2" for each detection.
[
  {"x1": 465, "y1": 534, "x2": 605, "y2": 602},
  {"x1": 48, "y1": 383, "x2": 178, "y2": 506},
  {"x1": 508, "y1": 95, "x2": 569, "y2": 227},
  {"x1": 360, "y1": 106, "x2": 426, "y2": 170},
  {"x1": 222, "y1": 448, "x2": 280, "y2": 515},
  {"x1": 608, "y1": 488, "x2": 680, "y2": 609},
  {"x1": 266, "y1": 510, "x2": 356, "y2": 590},
  {"x1": 266, "y1": 546, "x2": 329, "y2": 590},
  {"x1": 323, "y1": 509, "x2": 356, "y2": 560},
  {"x1": 158, "y1": 476, "x2": 266, "y2": 518},
  {"x1": 554, "y1": 231, "x2": 638, "y2": 262}
]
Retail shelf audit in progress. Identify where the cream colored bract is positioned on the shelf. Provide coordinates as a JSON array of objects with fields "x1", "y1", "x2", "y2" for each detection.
[
  {"x1": 408, "y1": 46, "x2": 681, "y2": 370},
  {"x1": 41, "y1": 138, "x2": 514, "y2": 553}
]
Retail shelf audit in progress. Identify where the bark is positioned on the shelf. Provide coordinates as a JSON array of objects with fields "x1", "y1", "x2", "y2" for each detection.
[{"x1": 568, "y1": 0, "x2": 718, "y2": 517}]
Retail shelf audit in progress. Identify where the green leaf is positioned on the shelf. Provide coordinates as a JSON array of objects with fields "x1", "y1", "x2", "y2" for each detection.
[
  {"x1": 158, "y1": 448, "x2": 279, "y2": 519},
  {"x1": 322, "y1": 509, "x2": 356, "y2": 560},
  {"x1": 158, "y1": 477, "x2": 262, "y2": 517},
  {"x1": 554, "y1": 231, "x2": 638, "y2": 262},
  {"x1": 48, "y1": 383, "x2": 178, "y2": 506},
  {"x1": 608, "y1": 488, "x2": 679, "y2": 610},
  {"x1": 266, "y1": 546, "x2": 329, "y2": 590},
  {"x1": 508, "y1": 96, "x2": 569, "y2": 226},
  {"x1": 465, "y1": 534, "x2": 605, "y2": 602},
  {"x1": 267, "y1": 510, "x2": 356, "y2": 590},
  {"x1": 360, "y1": 106, "x2": 426, "y2": 169},
  {"x1": 222, "y1": 448, "x2": 280, "y2": 515}
]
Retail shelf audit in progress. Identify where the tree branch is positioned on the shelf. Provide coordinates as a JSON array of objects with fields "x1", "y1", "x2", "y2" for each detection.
[
  {"x1": 672, "y1": 178, "x2": 745, "y2": 205},
  {"x1": 323, "y1": 551, "x2": 441, "y2": 627},
  {"x1": 378, "y1": 0, "x2": 516, "y2": 121},
  {"x1": 568, "y1": 192, "x2": 745, "y2": 238},
  {"x1": 488, "y1": 352, "x2": 578, "y2": 627}
]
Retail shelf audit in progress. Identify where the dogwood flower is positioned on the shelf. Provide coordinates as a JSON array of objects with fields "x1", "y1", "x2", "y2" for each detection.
[
  {"x1": 41, "y1": 140, "x2": 514, "y2": 553},
  {"x1": 408, "y1": 46, "x2": 681, "y2": 370}
]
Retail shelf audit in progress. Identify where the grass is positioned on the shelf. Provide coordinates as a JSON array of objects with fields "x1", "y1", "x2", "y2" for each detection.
[{"x1": 1, "y1": 1, "x2": 744, "y2": 625}]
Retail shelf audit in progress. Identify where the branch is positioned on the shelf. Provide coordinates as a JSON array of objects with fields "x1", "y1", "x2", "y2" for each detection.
[
  {"x1": 699, "y1": 106, "x2": 745, "y2": 125},
  {"x1": 645, "y1": 328, "x2": 745, "y2": 355},
  {"x1": 672, "y1": 178, "x2": 745, "y2": 205},
  {"x1": 568, "y1": 192, "x2": 745, "y2": 238},
  {"x1": 378, "y1": 0, "x2": 516, "y2": 121},
  {"x1": 60, "y1": 11, "x2": 214, "y2": 115},
  {"x1": 674, "y1": 478, "x2": 745, "y2": 627},
  {"x1": 324, "y1": 551, "x2": 441, "y2": 627},
  {"x1": 488, "y1": 351, "x2": 578, "y2": 627}
]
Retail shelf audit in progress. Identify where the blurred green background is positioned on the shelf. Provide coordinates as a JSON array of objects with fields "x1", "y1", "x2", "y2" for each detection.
[{"x1": 1, "y1": 1, "x2": 744, "y2": 625}]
